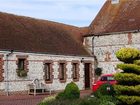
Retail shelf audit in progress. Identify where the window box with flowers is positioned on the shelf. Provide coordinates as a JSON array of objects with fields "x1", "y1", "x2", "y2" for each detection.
[
  {"x1": 16, "y1": 55, "x2": 28, "y2": 77},
  {"x1": 16, "y1": 69, "x2": 27, "y2": 77}
]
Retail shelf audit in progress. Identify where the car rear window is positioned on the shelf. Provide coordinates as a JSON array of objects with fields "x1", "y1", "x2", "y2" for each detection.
[
  {"x1": 100, "y1": 76, "x2": 107, "y2": 81},
  {"x1": 100, "y1": 76, "x2": 115, "y2": 81},
  {"x1": 107, "y1": 76, "x2": 115, "y2": 81}
]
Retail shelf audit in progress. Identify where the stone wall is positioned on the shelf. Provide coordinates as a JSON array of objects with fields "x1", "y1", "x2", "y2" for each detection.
[
  {"x1": 0, "y1": 51, "x2": 94, "y2": 94},
  {"x1": 84, "y1": 32, "x2": 140, "y2": 74}
]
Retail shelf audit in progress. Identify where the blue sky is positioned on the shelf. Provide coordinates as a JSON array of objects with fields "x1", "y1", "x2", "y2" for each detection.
[{"x1": 0, "y1": 0, "x2": 106, "y2": 27}]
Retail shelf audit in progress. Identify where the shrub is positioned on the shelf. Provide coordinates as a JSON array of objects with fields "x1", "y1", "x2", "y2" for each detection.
[
  {"x1": 116, "y1": 48, "x2": 140, "y2": 63},
  {"x1": 38, "y1": 95, "x2": 56, "y2": 105},
  {"x1": 99, "y1": 95, "x2": 120, "y2": 105},
  {"x1": 39, "y1": 99, "x2": 80, "y2": 105},
  {"x1": 56, "y1": 92, "x2": 65, "y2": 100},
  {"x1": 79, "y1": 97, "x2": 100, "y2": 105},
  {"x1": 94, "y1": 83, "x2": 115, "y2": 98},
  {"x1": 39, "y1": 97, "x2": 101, "y2": 105},
  {"x1": 117, "y1": 64, "x2": 140, "y2": 74},
  {"x1": 56, "y1": 82, "x2": 80, "y2": 100},
  {"x1": 100, "y1": 100, "x2": 115, "y2": 105},
  {"x1": 117, "y1": 95, "x2": 140, "y2": 105},
  {"x1": 115, "y1": 48, "x2": 140, "y2": 105},
  {"x1": 95, "y1": 67, "x2": 102, "y2": 76},
  {"x1": 64, "y1": 82, "x2": 80, "y2": 100}
]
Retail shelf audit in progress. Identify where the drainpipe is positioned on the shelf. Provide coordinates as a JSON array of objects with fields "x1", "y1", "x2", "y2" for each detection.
[
  {"x1": 6, "y1": 50, "x2": 13, "y2": 96},
  {"x1": 92, "y1": 36, "x2": 94, "y2": 56},
  {"x1": 92, "y1": 36, "x2": 98, "y2": 68}
]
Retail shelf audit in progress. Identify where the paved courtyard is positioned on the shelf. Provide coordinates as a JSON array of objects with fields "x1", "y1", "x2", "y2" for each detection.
[
  {"x1": 0, "y1": 94, "x2": 46, "y2": 105},
  {"x1": 0, "y1": 90, "x2": 92, "y2": 105}
]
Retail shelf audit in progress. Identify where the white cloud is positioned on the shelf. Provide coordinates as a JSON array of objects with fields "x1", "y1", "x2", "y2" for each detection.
[{"x1": 0, "y1": 0, "x2": 106, "y2": 26}]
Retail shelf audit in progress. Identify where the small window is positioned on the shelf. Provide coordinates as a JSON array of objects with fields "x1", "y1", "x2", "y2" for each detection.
[
  {"x1": 18, "y1": 59, "x2": 25, "y2": 70},
  {"x1": 16, "y1": 55, "x2": 28, "y2": 77},
  {"x1": 72, "y1": 63, "x2": 77, "y2": 79},
  {"x1": 111, "y1": 0, "x2": 119, "y2": 4},
  {"x1": 71, "y1": 61, "x2": 80, "y2": 82},
  {"x1": 43, "y1": 60, "x2": 53, "y2": 84},
  {"x1": 44, "y1": 63, "x2": 51, "y2": 81},
  {"x1": 58, "y1": 61, "x2": 67, "y2": 83},
  {"x1": 59, "y1": 63, "x2": 65, "y2": 80},
  {"x1": 0, "y1": 57, "x2": 4, "y2": 82}
]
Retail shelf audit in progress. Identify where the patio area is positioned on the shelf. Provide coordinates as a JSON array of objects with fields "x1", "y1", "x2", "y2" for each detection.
[{"x1": 0, "y1": 90, "x2": 92, "y2": 105}]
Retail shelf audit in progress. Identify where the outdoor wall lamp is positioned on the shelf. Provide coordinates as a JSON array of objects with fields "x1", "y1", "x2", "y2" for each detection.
[
  {"x1": 81, "y1": 58, "x2": 84, "y2": 63},
  {"x1": 6, "y1": 50, "x2": 14, "y2": 57}
]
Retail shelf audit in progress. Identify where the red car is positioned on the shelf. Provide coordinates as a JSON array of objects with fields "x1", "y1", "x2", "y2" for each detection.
[{"x1": 92, "y1": 74, "x2": 117, "y2": 92}]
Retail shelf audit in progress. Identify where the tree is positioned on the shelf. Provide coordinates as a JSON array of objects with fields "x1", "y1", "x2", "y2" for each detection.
[{"x1": 114, "y1": 48, "x2": 140, "y2": 105}]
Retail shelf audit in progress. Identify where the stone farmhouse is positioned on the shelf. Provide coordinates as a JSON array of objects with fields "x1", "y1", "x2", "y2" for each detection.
[
  {"x1": 0, "y1": 0, "x2": 140, "y2": 95},
  {"x1": 0, "y1": 12, "x2": 94, "y2": 95},
  {"x1": 84, "y1": 0, "x2": 140, "y2": 74}
]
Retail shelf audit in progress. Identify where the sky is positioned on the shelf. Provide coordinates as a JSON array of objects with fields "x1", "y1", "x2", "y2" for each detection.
[{"x1": 0, "y1": 0, "x2": 106, "y2": 27}]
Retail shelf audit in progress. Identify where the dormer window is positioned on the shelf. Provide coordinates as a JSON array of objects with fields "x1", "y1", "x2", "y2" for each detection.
[{"x1": 111, "y1": 0, "x2": 119, "y2": 4}]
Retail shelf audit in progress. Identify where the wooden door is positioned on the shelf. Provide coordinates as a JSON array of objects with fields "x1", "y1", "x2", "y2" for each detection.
[{"x1": 84, "y1": 63, "x2": 90, "y2": 89}]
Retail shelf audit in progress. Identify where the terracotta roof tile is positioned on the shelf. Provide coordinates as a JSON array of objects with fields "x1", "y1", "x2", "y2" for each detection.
[
  {"x1": 89, "y1": 0, "x2": 140, "y2": 35},
  {"x1": 0, "y1": 12, "x2": 90, "y2": 56}
]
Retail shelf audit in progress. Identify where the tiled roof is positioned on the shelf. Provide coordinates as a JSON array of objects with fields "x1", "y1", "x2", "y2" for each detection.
[
  {"x1": 89, "y1": 0, "x2": 140, "y2": 35},
  {"x1": 0, "y1": 12, "x2": 90, "y2": 56}
]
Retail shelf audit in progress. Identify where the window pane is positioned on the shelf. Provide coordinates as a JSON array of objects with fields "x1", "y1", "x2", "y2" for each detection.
[
  {"x1": 100, "y1": 76, "x2": 107, "y2": 81},
  {"x1": 107, "y1": 76, "x2": 115, "y2": 81},
  {"x1": 18, "y1": 59, "x2": 25, "y2": 70},
  {"x1": 60, "y1": 63, "x2": 65, "y2": 80},
  {"x1": 73, "y1": 63, "x2": 77, "y2": 79},
  {"x1": 44, "y1": 63, "x2": 51, "y2": 81}
]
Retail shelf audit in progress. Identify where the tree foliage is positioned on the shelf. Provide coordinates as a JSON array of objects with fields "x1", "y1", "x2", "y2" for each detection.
[
  {"x1": 117, "y1": 64, "x2": 140, "y2": 74},
  {"x1": 115, "y1": 48, "x2": 140, "y2": 105},
  {"x1": 116, "y1": 48, "x2": 140, "y2": 63}
]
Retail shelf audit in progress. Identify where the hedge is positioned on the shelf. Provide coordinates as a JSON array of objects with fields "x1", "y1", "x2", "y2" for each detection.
[
  {"x1": 116, "y1": 48, "x2": 140, "y2": 63},
  {"x1": 117, "y1": 64, "x2": 140, "y2": 74},
  {"x1": 114, "y1": 85, "x2": 140, "y2": 96},
  {"x1": 117, "y1": 95, "x2": 140, "y2": 105},
  {"x1": 114, "y1": 73, "x2": 140, "y2": 85}
]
